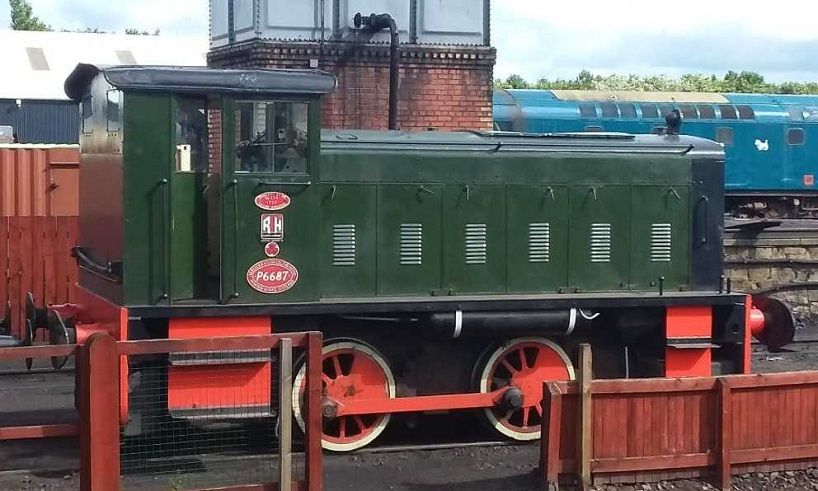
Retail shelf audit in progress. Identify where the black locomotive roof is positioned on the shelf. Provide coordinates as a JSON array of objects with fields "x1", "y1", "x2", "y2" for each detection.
[
  {"x1": 65, "y1": 64, "x2": 337, "y2": 101},
  {"x1": 321, "y1": 130, "x2": 725, "y2": 158}
]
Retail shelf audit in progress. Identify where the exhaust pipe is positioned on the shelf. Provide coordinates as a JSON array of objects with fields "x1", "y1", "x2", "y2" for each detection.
[
  {"x1": 427, "y1": 308, "x2": 594, "y2": 339},
  {"x1": 354, "y1": 12, "x2": 400, "y2": 130}
]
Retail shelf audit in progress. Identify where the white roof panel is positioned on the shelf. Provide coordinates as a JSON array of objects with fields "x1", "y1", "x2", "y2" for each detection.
[{"x1": 0, "y1": 30, "x2": 207, "y2": 100}]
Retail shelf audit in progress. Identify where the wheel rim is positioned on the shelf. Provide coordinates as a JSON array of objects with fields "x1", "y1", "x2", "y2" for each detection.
[
  {"x1": 292, "y1": 340, "x2": 395, "y2": 452},
  {"x1": 477, "y1": 337, "x2": 574, "y2": 441}
]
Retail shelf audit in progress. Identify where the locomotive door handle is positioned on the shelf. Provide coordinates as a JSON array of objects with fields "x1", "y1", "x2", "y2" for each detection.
[
  {"x1": 667, "y1": 187, "x2": 681, "y2": 201},
  {"x1": 417, "y1": 185, "x2": 435, "y2": 195},
  {"x1": 228, "y1": 179, "x2": 240, "y2": 299},
  {"x1": 587, "y1": 187, "x2": 598, "y2": 202},
  {"x1": 698, "y1": 195, "x2": 710, "y2": 245},
  {"x1": 158, "y1": 178, "x2": 169, "y2": 302}
]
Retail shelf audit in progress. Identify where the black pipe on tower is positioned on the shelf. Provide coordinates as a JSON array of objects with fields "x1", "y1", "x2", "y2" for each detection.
[{"x1": 354, "y1": 13, "x2": 400, "y2": 130}]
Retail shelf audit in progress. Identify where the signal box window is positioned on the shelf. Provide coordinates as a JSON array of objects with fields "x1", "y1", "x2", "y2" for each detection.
[
  {"x1": 788, "y1": 128, "x2": 806, "y2": 145},
  {"x1": 737, "y1": 105, "x2": 755, "y2": 120},
  {"x1": 716, "y1": 127, "x2": 734, "y2": 146},
  {"x1": 175, "y1": 98, "x2": 207, "y2": 173},
  {"x1": 579, "y1": 103, "x2": 597, "y2": 118},
  {"x1": 619, "y1": 103, "x2": 637, "y2": 118},
  {"x1": 235, "y1": 101, "x2": 309, "y2": 174},
  {"x1": 719, "y1": 105, "x2": 738, "y2": 119},
  {"x1": 600, "y1": 102, "x2": 619, "y2": 118},
  {"x1": 640, "y1": 105, "x2": 659, "y2": 118},
  {"x1": 697, "y1": 105, "x2": 716, "y2": 119}
]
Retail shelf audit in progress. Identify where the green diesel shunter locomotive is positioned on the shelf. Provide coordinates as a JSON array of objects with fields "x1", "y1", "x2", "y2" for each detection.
[{"x1": 39, "y1": 64, "x2": 790, "y2": 451}]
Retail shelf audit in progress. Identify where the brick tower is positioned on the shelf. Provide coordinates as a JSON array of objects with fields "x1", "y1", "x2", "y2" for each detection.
[{"x1": 207, "y1": 1, "x2": 495, "y2": 132}]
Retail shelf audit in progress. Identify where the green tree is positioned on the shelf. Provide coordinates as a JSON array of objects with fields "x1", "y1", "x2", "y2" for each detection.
[
  {"x1": 9, "y1": 0, "x2": 51, "y2": 31},
  {"x1": 494, "y1": 70, "x2": 818, "y2": 95}
]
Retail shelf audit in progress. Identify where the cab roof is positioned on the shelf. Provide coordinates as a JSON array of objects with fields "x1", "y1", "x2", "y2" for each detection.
[{"x1": 64, "y1": 64, "x2": 337, "y2": 101}]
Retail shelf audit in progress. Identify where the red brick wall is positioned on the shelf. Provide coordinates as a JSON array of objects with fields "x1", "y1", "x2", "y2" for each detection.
[{"x1": 208, "y1": 41, "x2": 496, "y2": 132}]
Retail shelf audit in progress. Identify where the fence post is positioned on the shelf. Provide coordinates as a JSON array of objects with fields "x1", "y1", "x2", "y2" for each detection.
[
  {"x1": 79, "y1": 332, "x2": 120, "y2": 491},
  {"x1": 716, "y1": 378, "x2": 732, "y2": 490},
  {"x1": 278, "y1": 338, "x2": 293, "y2": 491},
  {"x1": 577, "y1": 343, "x2": 593, "y2": 491},
  {"x1": 305, "y1": 332, "x2": 323, "y2": 491},
  {"x1": 541, "y1": 381, "x2": 563, "y2": 491}
]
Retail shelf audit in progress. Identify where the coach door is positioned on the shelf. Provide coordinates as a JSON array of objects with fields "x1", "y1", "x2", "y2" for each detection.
[{"x1": 220, "y1": 98, "x2": 320, "y2": 303}]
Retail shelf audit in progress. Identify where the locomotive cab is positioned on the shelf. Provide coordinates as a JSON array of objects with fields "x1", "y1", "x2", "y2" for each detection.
[{"x1": 64, "y1": 65, "x2": 335, "y2": 307}]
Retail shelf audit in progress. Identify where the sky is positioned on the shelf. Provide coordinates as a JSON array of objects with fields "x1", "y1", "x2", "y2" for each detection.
[{"x1": 2, "y1": 0, "x2": 818, "y2": 83}]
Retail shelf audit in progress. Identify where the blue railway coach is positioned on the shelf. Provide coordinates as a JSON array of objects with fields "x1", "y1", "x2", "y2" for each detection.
[{"x1": 494, "y1": 90, "x2": 818, "y2": 217}]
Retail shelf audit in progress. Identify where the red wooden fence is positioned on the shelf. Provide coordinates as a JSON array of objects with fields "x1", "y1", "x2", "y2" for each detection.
[
  {"x1": 542, "y1": 360, "x2": 818, "y2": 490},
  {"x1": 1, "y1": 145, "x2": 80, "y2": 339},
  {"x1": 0, "y1": 216, "x2": 78, "y2": 338}
]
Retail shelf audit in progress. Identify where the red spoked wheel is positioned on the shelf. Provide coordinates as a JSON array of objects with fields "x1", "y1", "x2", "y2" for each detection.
[
  {"x1": 293, "y1": 340, "x2": 395, "y2": 452},
  {"x1": 476, "y1": 337, "x2": 574, "y2": 441}
]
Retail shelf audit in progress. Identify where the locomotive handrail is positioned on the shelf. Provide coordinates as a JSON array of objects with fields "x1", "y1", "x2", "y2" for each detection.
[
  {"x1": 72, "y1": 247, "x2": 122, "y2": 283},
  {"x1": 257, "y1": 178, "x2": 312, "y2": 187},
  {"x1": 159, "y1": 178, "x2": 169, "y2": 301},
  {"x1": 698, "y1": 195, "x2": 710, "y2": 245},
  {"x1": 229, "y1": 179, "x2": 240, "y2": 299}
]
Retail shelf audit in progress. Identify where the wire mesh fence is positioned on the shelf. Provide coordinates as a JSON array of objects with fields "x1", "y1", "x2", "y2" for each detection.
[
  {"x1": 118, "y1": 333, "x2": 322, "y2": 491},
  {"x1": 0, "y1": 344, "x2": 79, "y2": 477},
  {"x1": 0, "y1": 331, "x2": 322, "y2": 491}
]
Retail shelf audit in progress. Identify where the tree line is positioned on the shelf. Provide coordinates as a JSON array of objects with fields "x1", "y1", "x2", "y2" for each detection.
[
  {"x1": 9, "y1": 0, "x2": 159, "y2": 35},
  {"x1": 495, "y1": 70, "x2": 818, "y2": 95}
]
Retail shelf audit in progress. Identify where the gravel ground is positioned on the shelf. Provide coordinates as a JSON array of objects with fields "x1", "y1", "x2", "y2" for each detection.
[{"x1": 3, "y1": 335, "x2": 818, "y2": 490}]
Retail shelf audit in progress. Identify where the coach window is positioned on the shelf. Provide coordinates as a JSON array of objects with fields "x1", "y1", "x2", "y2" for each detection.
[
  {"x1": 640, "y1": 104, "x2": 659, "y2": 118},
  {"x1": 788, "y1": 128, "x2": 806, "y2": 146},
  {"x1": 716, "y1": 127, "x2": 734, "y2": 147},
  {"x1": 234, "y1": 101, "x2": 309, "y2": 174},
  {"x1": 619, "y1": 103, "x2": 637, "y2": 118},
  {"x1": 579, "y1": 103, "x2": 597, "y2": 118},
  {"x1": 737, "y1": 105, "x2": 755, "y2": 120},
  {"x1": 600, "y1": 102, "x2": 619, "y2": 118},
  {"x1": 658, "y1": 104, "x2": 674, "y2": 120},
  {"x1": 680, "y1": 105, "x2": 699, "y2": 119},
  {"x1": 719, "y1": 105, "x2": 737, "y2": 119},
  {"x1": 697, "y1": 105, "x2": 716, "y2": 119}
]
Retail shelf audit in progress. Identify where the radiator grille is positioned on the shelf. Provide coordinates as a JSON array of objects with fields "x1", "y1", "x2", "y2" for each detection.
[
  {"x1": 465, "y1": 224, "x2": 487, "y2": 265},
  {"x1": 332, "y1": 224, "x2": 356, "y2": 266},
  {"x1": 528, "y1": 223, "x2": 551, "y2": 263},
  {"x1": 590, "y1": 223, "x2": 612, "y2": 263},
  {"x1": 651, "y1": 223, "x2": 672, "y2": 263},
  {"x1": 400, "y1": 223, "x2": 423, "y2": 266}
]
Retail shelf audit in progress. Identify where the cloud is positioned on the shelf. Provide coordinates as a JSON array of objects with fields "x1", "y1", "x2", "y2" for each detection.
[
  {"x1": 3, "y1": 0, "x2": 818, "y2": 83},
  {"x1": 3, "y1": 0, "x2": 207, "y2": 37},
  {"x1": 492, "y1": 0, "x2": 818, "y2": 83}
]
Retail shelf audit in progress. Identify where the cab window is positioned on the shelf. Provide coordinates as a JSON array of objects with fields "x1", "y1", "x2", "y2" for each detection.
[
  {"x1": 234, "y1": 101, "x2": 309, "y2": 174},
  {"x1": 175, "y1": 97, "x2": 208, "y2": 172}
]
